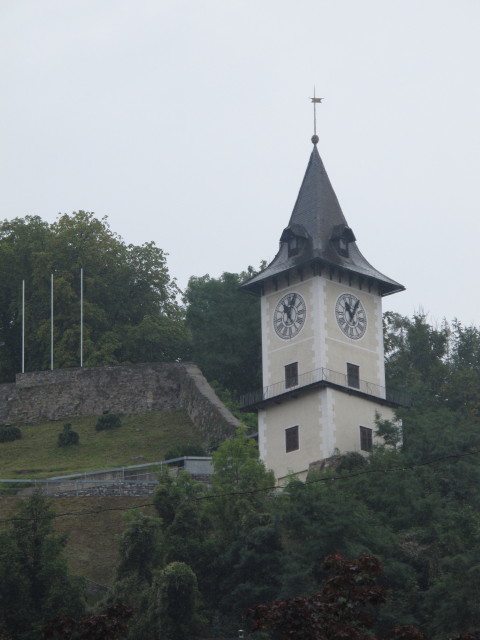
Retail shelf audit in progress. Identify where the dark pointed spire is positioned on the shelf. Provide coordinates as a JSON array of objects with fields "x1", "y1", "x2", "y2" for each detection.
[{"x1": 242, "y1": 141, "x2": 404, "y2": 296}]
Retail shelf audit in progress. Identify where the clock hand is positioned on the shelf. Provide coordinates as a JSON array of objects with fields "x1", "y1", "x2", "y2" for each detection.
[
  {"x1": 345, "y1": 301, "x2": 353, "y2": 320},
  {"x1": 352, "y1": 299, "x2": 360, "y2": 317},
  {"x1": 282, "y1": 302, "x2": 292, "y2": 322}
]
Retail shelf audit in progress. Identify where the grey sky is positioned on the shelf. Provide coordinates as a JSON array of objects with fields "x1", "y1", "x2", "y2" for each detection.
[{"x1": 1, "y1": 0, "x2": 479, "y2": 327}]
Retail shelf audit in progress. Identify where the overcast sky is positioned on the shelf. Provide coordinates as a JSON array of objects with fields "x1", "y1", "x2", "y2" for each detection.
[{"x1": 1, "y1": 0, "x2": 479, "y2": 327}]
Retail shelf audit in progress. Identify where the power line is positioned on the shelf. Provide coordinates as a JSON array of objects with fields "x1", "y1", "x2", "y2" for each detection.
[{"x1": 1, "y1": 446, "x2": 480, "y2": 524}]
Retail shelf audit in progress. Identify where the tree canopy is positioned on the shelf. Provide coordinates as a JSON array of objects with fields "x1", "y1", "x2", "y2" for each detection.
[
  {"x1": 0, "y1": 494, "x2": 84, "y2": 640},
  {"x1": 0, "y1": 212, "x2": 190, "y2": 382},
  {"x1": 183, "y1": 268, "x2": 262, "y2": 395}
]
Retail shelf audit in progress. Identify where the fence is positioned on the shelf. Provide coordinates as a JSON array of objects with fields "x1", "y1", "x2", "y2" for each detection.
[{"x1": 0, "y1": 457, "x2": 213, "y2": 497}]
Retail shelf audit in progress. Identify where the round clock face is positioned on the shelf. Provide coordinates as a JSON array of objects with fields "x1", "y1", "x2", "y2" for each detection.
[
  {"x1": 335, "y1": 293, "x2": 367, "y2": 340},
  {"x1": 273, "y1": 292, "x2": 307, "y2": 340}
]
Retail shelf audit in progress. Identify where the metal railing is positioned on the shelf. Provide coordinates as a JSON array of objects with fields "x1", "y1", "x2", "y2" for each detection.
[
  {"x1": 239, "y1": 367, "x2": 409, "y2": 408},
  {"x1": 0, "y1": 457, "x2": 214, "y2": 497}
]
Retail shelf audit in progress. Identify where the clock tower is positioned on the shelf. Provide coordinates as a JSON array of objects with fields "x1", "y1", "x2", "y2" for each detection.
[{"x1": 240, "y1": 134, "x2": 405, "y2": 481}]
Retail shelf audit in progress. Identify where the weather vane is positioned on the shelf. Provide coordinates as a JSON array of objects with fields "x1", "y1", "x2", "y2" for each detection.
[{"x1": 310, "y1": 87, "x2": 323, "y2": 144}]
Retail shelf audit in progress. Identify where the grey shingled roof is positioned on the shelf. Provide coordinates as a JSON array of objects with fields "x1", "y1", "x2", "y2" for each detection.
[{"x1": 242, "y1": 143, "x2": 404, "y2": 297}]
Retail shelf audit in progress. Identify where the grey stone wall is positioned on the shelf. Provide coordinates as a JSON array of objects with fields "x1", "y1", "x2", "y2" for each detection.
[{"x1": 0, "y1": 362, "x2": 239, "y2": 448}]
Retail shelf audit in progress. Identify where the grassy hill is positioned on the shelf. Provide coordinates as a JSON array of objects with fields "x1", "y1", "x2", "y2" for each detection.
[
  {"x1": 0, "y1": 408, "x2": 205, "y2": 586},
  {"x1": 0, "y1": 409, "x2": 203, "y2": 479},
  {"x1": 0, "y1": 495, "x2": 152, "y2": 586}
]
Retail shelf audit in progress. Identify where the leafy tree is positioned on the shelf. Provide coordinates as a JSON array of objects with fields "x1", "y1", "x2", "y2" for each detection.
[
  {"x1": 153, "y1": 471, "x2": 216, "y2": 602},
  {"x1": 209, "y1": 426, "x2": 275, "y2": 542},
  {"x1": 115, "y1": 511, "x2": 163, "y2": 585},
  {"x1": 184, "y1": 268, "x2": 263, "y2": 395},
  {"x1": 43, "y1": 602, "x2": 132, "y2": 640},
  {"x1": 154, "y1": 562, "x2": 203, "y2": 640},
  {"x1": 246, "y1": 553, "x2": 393, "y2": 640},
  {"x1": 383, "y1": 312, "x2": 449, "y2": 405},
  {"x1": 110, "y1": 511, "x2": 163, "y2": 640},
  {"x1": 0, "y1": 493, "x2": 84, "y2": 640},
  {"x1": 215, "y1": 511, "x2": 283, "y2": 619},
  {"x1": 0, "y1": 212, "x2": 190, "y2": 382}
]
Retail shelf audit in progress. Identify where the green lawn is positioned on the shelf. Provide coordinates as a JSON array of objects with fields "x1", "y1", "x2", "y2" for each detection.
[{"x1": 0, "y1": 409, "x2": 202, "y2": 479}]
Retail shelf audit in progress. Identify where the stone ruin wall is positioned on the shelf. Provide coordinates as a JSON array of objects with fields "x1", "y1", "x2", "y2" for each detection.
[{"x1": 0, "y1": 362, "x2": 240, "y2": 449}]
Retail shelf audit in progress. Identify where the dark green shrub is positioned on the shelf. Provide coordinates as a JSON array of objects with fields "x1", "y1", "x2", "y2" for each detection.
[
  {"x1": 0, "y1": 424, "x2": 22, "y2": 443},
  {"x1": 95, "y1": 413, "x2": 122, "y2": 431},
  {"x1": 164, "y1": 443, "x2": 207, "y2": 460},
  {"x1": 57, "y1": 423, "x2": 79, "y2": 447}
]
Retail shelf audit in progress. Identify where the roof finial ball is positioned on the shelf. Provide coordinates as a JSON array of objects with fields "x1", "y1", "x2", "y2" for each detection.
[{"x1": 310, "y1": 88, "x2": 323, "y2": 145}]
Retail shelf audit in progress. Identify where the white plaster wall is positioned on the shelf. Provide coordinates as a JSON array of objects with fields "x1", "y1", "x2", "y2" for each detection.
[
  {"x1": 260, "y1": 387, "x2": 397, "y2": 480},
  {"x1": 262, "y1": 276, "x2": 316, "y2": 388},
  {"x1": 259, "y1": 391, "x2": 323, "y2": 480},
  {"x1": 332, "y1": 393, "x2": 396, "y2": 453},
  {"x1": 324, "y1": 280, "x2": 384, "y2": 387}
]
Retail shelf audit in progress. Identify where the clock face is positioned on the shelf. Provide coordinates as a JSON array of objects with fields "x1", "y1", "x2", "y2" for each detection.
[
  {"x1": 273, "y1": 292, "x2": 307, "y2": 340},
  {"x1": 335, "y1": 293, "x2": 367, "y2": 340}
]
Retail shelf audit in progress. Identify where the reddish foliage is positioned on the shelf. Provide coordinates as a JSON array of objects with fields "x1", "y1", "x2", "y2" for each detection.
[
  {"x1": 246, "y1": 553, "x2": 388, "y2": 640},
  {"x1": 42, "y1": 602, "x2": 132, "y2": 640}
]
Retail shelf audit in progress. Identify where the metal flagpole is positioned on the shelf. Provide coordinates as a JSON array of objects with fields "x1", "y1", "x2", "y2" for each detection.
[
  {"x1": 80, "y1": 267, "x2": 83, "y2": 367},
  {"x1": 51, "y1": 273, "x2": 53, "y2": 370},
  {"x1": 22, "y1": 280, "x2": 25, "y2": 374}
]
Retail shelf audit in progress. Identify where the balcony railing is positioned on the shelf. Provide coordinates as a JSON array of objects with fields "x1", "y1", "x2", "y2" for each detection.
[{"x1": 239, "y1": 367, "x2": 409, "y2": 409}]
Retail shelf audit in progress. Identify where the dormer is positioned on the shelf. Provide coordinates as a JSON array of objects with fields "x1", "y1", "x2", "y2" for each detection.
[
  {"x1": 280, "y1": 224, "x2": 310, "y2": 258},
  {"x1": 241, "y1": 141, "x2": 405, "y2": 298},
  {"x1": 330, "y1": 224, "x2": 356, "y2": 258}
]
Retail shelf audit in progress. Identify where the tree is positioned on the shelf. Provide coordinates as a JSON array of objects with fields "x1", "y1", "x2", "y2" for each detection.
[
  {"x1": 111, "y1": 511, "x2": 164, "y2": 640},
  {"x1": 0, "y1": 212, "x2": 190, "y2": 382},
  {"x1": 209, "y1": 426, "x2": 275, "y2": 542},
  {"x1": 246, "y1": 553, "x2": 394, "y2": 640},
  {"x1": 115, "y1": 511, "x2": 163, "y2": 586},
  {"x1": 0, "y1": 493, "x2": 84, "y2": 640},
  {"x1": 43, "y1": 603, "x2": 133, "y2": 640},
  {"x1": 184, "y1": 268, "x2": 262, "y2": 395},
  {"x1": 383, "y1": 312, "x2": 449, "y2": 405},
  {"x1": 154, "y1": 562, "x2": 203, "y2": 640},
  {"x1": 153, "y1": 471, "x2": 216, "y2": 609}
]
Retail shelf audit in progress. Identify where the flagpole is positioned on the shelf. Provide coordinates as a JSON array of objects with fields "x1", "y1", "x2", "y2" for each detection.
[
  {"x1": 50, "y1": 273, "x2": 54, "y2": 370},
  {"x1": 80, "y1": 267, "x2": 83, "y2": 367},
  {"x1": 22, "y1": 280, "x2": 25, "y2": 374}
]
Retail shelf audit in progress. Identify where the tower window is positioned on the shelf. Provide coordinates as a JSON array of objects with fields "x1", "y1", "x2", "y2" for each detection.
[
  {"x1": 347, "y1": 363, "x2": 360, "y2": 389},
  {"x1": 288, "y1": 236, "x2": 299, "y2": 256},
  {"x1": 285, "y1": 426, "x2": 299, "y2": 452},
  {"x1": 285, "y1": 362, "x2": 299, "y2": 388},
  {"x1": 330, "y1": 224, "x2": 356, "y2": 258},
  {"x1": 360, "y1": 426, "x2": 372, "y2": 452}
]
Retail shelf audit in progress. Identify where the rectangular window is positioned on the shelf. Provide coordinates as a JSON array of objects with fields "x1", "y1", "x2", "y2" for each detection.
[
  {"x1": 347, "y1": 363, "x2": 360, "y2": 389},
  {"x1": 285, "y1": 362, "x2": 299, "y2": 388},
  {"x1": 285, "y1": 426, "x2": 299, "y2": 453},
  {"x1": 360, "y1": 426, "x2": 373, "y2": 452}
]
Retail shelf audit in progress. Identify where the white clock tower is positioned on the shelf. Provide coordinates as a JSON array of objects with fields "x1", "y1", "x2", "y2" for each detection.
[{"x1": 240, "y1": 133, "x2": 405, "y2": 481}]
